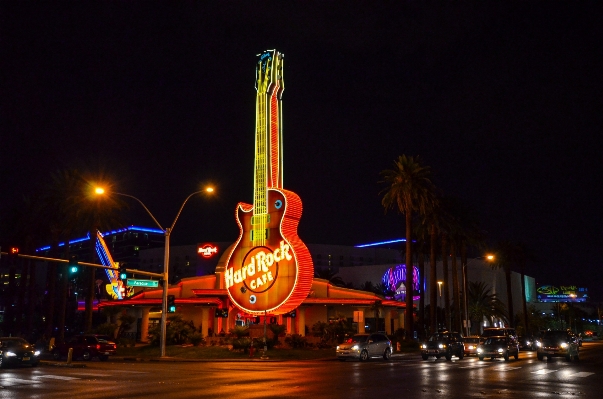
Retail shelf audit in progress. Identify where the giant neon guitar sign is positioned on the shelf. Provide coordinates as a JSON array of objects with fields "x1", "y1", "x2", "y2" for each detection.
[{"x1": 224, "y1": 50, "x2": 313, "y2": 315}]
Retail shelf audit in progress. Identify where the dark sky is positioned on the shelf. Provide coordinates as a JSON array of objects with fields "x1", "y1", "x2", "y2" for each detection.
[{"x1": 2, "y1": 2, "x2": 602, "y2": 299}]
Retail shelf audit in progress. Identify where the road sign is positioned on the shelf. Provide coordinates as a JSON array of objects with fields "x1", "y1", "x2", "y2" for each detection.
[{"x1": 127, "y1": 279, "x2": 159, "y2": 288}]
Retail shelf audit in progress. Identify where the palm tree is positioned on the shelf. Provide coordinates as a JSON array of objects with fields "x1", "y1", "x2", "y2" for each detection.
[
  {"x1": 467, "y1": 281, "x2": 508, "y2": 334},
  {"x1": 492, "y1": 240, "x2": 533, "y2": 333},
  {"x1": 380, "y1": 155, "x2": 436, "y2": 339},
  {"x1": 369, "y1": 300, "x2": 384, "y2": 332}
]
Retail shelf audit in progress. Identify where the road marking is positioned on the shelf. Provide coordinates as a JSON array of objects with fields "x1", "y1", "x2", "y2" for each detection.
[
  {"x1": 494, "y1": 367, "x2": 522, "y2": 371},
  {"x1": 532, "y1": 369, "x2": 558, "y2": 375},
  {"x1": 568, "y1": 372, "x2": 594, "y2": 378},
  {"x1": 71, "y1": 372, "x2": 112, "y2": 377},
  {"x1": 0, "y1": 378, "x2": 41, "y2": 386},
  {"x1": 38, "y1": 375, "x2": 81, "y2": 380}
]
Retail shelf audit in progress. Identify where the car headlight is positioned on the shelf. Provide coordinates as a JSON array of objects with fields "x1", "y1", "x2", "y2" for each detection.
[
  {"x1": 421, "y1": 344, "x2": 427, "y2": 349},
  {"x1": 439, "y1": 344, "x2": 446, "y2": 349},
  {"x1": 468, "y1": 345, "x2": 475, "y2": 350},
  {"x1": 526, "y1": 341, "x2": 531, "y2": 346},
  {"x1": 477, "y1": 348, "x2": 482, "y2": 353},
  {"x1": 351, "y1": 345, "x2": 359, "y2": 350},
  {"x1": 6, "y1": 351, "x2": 17, "y2": 357},
  {"x1": 34, "y1": 350, "x2": 41, "y2": 356},
  {"x1": 336, "y1": 346, "x2": 340, "y2": 350},
  {"x1": 497, "y1": 348, "x2": 504, "y2": 353},
  {"x1": 536, "y1": 341, "x2": 541, "y2": 347},
  {"x1": 560, "y1": 343, "x2": 568, "y2": 349}
]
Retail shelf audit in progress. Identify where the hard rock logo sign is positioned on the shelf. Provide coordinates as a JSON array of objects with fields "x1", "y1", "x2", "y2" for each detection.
[{"x1": 223, "y1": 50, "x2": 313, "y2": 315}]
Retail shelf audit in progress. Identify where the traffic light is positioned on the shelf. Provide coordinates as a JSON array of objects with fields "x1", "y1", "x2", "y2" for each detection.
[
  {"x1": 68, "y1": 255, "x2": 79, "y2": 273},
  {"x1": 8, "y1": 247, "x2": 19, "y2": 265},
  {"x1": 167, "y1": 295, "x2": 176, "y2": 313},
  {"x1": 118, "y1": 263, "x2": 128, "y2": 282}
]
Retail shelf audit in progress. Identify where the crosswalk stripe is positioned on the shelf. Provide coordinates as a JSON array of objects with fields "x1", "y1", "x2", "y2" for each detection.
[
  {"x1": 532, "y1": 369, "x2": 558, "y2": 375},
  {"x1": 568, "y1": 372, "x2": 594, "y2": 378},
  {"x1": 38, "y1": 375, "x2": 80, "y2": 380}
]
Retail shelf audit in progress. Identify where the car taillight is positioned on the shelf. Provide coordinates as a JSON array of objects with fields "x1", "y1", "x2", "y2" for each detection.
[{"x1": 97, "y1": 344, "x2": 101, "y2": 350}]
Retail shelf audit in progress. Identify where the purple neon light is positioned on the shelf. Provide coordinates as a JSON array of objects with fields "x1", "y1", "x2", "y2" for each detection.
[{"x1": 381, "y1": 264, "x2": 420, "y2": 301}]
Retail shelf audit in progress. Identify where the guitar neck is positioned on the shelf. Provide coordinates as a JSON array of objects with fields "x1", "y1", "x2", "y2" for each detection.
[{"x1": 252, "y1": 50, "x2": 284, "y2": 245}]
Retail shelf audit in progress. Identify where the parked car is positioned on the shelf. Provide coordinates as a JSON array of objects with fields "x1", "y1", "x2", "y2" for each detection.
[
  {"x1": 0, "y1": 337, "x2": 40, "y2": 368},
  {"x1": 420, "y1": 331, "x2": 464, "y2": 361},
  {"x1": 477, "y1": 335, "x2": 519, "y2": 361},
  {"x1": 536, "y1": 330, "x2": 579, "y2": 361},
  {"x1": 52, "y1": 334, "x2": 117, "y2": 361},
  {"x1": 336, "y1": 333, "x2": 393, "y2": 361},
  {"x1": 464, "y1": 336, "x2": 480, "y2": 356}
]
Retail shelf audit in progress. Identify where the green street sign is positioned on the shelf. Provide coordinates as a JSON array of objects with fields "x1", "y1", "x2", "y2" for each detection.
[{"x1": 127, "y1": 279, "x2": 159, "y2": 288}]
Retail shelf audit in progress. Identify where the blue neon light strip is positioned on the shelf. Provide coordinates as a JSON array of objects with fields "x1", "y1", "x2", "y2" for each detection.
[
  {"x1": 35, "y1": 226, "x2": 164, "y2": 252},
  {"x1": 355, "y1": 238, "x2": 407, "y2": 248}
]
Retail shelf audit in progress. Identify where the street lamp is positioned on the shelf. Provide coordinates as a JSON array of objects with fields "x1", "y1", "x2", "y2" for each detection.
[
  {"x1": 96, "y1": 186, "x2": 214, "y2": 357},
  {"x1": 437, "y1": 281, "x2": 443, "y2": 332},
  {"x1": 462, "y1": 255, "x2": 494, "y2": 337}
]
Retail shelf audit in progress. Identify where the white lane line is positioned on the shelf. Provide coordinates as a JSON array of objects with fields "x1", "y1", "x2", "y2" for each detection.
[
  {"x1": 531, "y1": 369, "x2": 558, "y2": 375},
  {"x1": 71, "y1": 372, "x2": 112, "y2": 377},
  {"x1": 494, "y1": 367, "x2": 522, "y2": 371},
  {"x1": 37, "y1": 375, "x2": 81, "y2": 380},
  {"x1": 568, "y1": 372, "x2": 594, "y2": 378},
  {"x1": 0, "y1": 378, "x2": 41, "y2": 385},
  {"x1": 459, "y1": 363, "x2": 491, "y2": 368}
]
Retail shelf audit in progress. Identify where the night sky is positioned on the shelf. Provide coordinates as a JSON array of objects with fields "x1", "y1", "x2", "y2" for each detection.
[{"x1": 2, "y1": 3, "x2": 602, "y2": 299}]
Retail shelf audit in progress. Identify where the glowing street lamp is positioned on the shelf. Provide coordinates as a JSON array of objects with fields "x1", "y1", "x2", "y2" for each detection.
[
  {"x1": 95, "y1": 185, "x2": 214, "y2": 357},
  {"x1": 462, "y1": 255, "x2": 494, "y2": 337},
  {"x1": 437, "y1": 281, "x2": 443, "y2": 332}
]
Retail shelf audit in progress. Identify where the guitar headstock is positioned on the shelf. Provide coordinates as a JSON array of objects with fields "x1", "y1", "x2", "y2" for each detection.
[{"x1": 255, "y1": 50, "x2": 284, "y2": 97}]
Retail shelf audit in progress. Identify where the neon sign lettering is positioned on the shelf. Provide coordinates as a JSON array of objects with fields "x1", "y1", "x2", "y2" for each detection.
[
  {"x1": 198, "y1": 244, "x2": 218, "y2": 258},
  {"x1": 225, "y1": 240, "x2": 292, "y2": 290}
]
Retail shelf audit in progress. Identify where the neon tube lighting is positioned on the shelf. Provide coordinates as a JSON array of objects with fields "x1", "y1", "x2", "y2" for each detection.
[
  {"x1": 355, "y1": 238, "x2": 407, "y2": 248},
  {"x1": 35, "y1": 226, "x2": 164, "y2": 252}
]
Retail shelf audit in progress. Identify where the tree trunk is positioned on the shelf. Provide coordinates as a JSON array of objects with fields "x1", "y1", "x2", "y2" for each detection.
[
  {"x1": 57, "y1": 263, "x2": 69, "y2": 343},
  {"x1": 15, "y1": 260, "x2": 29, "y2": 335},
  {"x1": 85, "y1": 228, "x2": 98, "y2": 332},
  {"x1": 505, "y1": 267, "x2": 514, "y2": 327},
  {"x1": 460, "y1": 242, "x2": 468, "y2": 334},
  {"x1": 404, "y1": 212, "x2": 413, "y2": 339},
  {"x1": 418, "y1": 250, "x2": 425, "y2": 338},
  {"x1": 451, "y1": 241, "x2": 461, "y2": 332},
  {"x1": 26, "y1": 258, "x2": 37, "y2": 334},
  {"x1": 441, "y1": 234, "x2": 450, "y2": 331},
  {"x1": 44, "y1": 262, "x2": 57, "y2": 339},
  {"x1": 6, "y1": 265, "x2": 17, "y2": 335},
  {"x1": 429, "y1": 223, "x2": 437, "y2": 334},
  {"x1": 520, "y1": 263, "x2": 529, "y2": 334}
]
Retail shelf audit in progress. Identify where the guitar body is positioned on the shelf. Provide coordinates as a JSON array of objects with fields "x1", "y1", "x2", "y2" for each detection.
[{"x1": 225, "y1": 188, "x2": 313, "y2": 314}]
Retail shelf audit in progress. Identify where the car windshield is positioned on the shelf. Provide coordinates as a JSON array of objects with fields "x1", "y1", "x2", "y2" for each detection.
[
  {"x1": 346, "y1": 335, "x2": 369, "y2": 343},
  {"x1": 1, "y1": 338, "x2": 28, "y2": 347},
  {"x1": 544, "y1": 331, "x2": 568, "y2": 340},
  {"x1": 465, "y1": 338, "x2": 479, "y2": 343},
  {"x1": 428, "y1": 333, "x2": 449, "y2": 342},
  {"x1": 484, "y1": 337, "x2": 506, "y2": 345}
]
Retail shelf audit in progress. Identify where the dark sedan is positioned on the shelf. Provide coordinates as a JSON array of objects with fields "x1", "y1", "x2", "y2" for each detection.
[
  {"x1": 0, "y1": 337, "x2": 40, "y2": 368},
  {"x1": 477, "y1": 336, "x2": 519, "y2": 361},
  {"x1": 52, "y1": 334, "x2": 117, "y2": 361}
]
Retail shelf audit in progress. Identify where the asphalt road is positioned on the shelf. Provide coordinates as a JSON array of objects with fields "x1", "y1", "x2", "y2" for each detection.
[{"x1": 2, "y1": 342, "x2": 603, "y2": 398}]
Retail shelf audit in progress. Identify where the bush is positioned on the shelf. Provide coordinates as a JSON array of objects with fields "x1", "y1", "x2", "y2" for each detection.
[
  {"x1": 148, "y1": 315, "x2": 196, "y2": 346},
  {"x1": 285, "y1": 334, "x2": 307, "y2": 348},
  {"x1": 232, "y1": 325, "x2": 250, "y2": 338},
  {"x1": 232, "y1": 337, "x2": 252, "y2": 351},
  {"x1": 189, "y1": 333, "x2": 205, "y2": 346}
]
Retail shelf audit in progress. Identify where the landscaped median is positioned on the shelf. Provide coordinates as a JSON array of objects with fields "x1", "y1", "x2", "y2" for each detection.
[{"x1": 113, "y1": 340, "x2": 420, "y2": 361}]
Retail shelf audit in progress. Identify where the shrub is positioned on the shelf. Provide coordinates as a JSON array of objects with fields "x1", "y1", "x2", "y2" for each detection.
[
  {"x1": 189, "y1": 333, "x2": 204, "y2": 346},
  {"x1": 285, "y1": 334, "x2": 307, "y2": 348},
  {"x1": 231, "y1": 337, "x2": 252, "y2": 351},
  {"x1": 232, "y1": 325, "x2": 250, "y2": 338},
  {"x1": 148, "y1": 315, "x2": 196, "y2": 346},
  {"x1": 268, "y1": 324, "x2": 287, "y2": 344}
]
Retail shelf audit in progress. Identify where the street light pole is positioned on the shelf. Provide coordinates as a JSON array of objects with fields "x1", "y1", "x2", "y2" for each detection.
[
  {"x1": 437, "y1": 281, "x2": 443, "y2": 332},
  {"x1": 96, "y1": 187, "x2": 213, "y2": 358}
]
